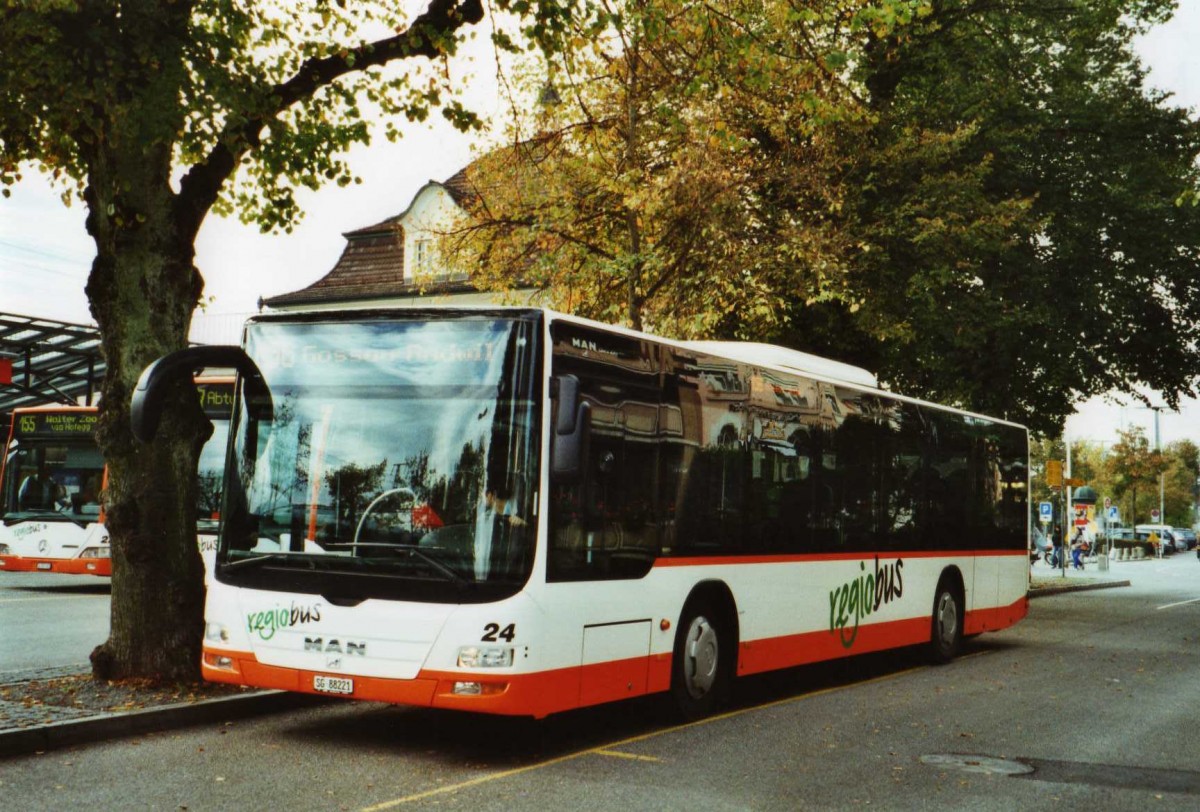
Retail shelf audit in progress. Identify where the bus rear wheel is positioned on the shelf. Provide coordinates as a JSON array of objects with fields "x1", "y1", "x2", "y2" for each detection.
[
  {"x1": 929, "y1": 581, "x2": 963, "y2": 664},
  {"x1": 670, "y1": 600, "x2": 729, "y2": 720}
]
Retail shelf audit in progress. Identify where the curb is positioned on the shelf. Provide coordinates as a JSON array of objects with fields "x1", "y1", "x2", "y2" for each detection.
[
  {"x1": 1028, "y1": 579, "x2": 1131, "y2": 599},
  {"x1": 0, "y1": 690, "x2": 325, "y2": 759}
]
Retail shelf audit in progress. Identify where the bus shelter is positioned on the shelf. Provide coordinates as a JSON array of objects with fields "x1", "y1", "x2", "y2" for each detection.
[{"x1": 0, "y1": 313, "x2": 105, "y2": 436}]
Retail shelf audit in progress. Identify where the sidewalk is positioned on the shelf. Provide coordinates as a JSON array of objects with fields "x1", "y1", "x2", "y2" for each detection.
[
  {"x1": 1028, "y1": 551, "x2": 1142, "y2": 596},
  {"x1": 0, "y1": 666, "x2": 322, "y2": 758}
]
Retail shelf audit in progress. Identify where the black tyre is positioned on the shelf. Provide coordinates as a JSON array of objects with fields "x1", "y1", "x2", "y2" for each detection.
[
  {"x1": 928, "y1": 580, "x2": 963, "y2": 665},
  {"x1": 670, "y1": 598, "x2": 730, "y2": 720}
]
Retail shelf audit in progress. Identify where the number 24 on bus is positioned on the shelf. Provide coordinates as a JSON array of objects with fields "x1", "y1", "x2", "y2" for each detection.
[{"x1": 132, "y1": 308, "x2": 1029, "y2": 720}]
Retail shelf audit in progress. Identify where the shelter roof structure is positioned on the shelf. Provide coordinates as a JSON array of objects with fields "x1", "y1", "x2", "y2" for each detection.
[{"x1": 0, "y1": 312, "x2": 104, "y2": 414}]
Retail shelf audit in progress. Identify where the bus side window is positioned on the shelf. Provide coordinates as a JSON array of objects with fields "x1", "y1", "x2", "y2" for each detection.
[
  {"x1": 547, "y1": 329, "x2": 661, "y2": 581},
  {"x1": 882, "y1": 402, "x2": 924, "y2": 550}
]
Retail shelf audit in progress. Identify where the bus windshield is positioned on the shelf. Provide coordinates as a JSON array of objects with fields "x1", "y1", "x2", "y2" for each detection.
[
  {"x1": 219, "y1": 315, "x2": 541, "y2": 599},
  {"x1": 1, "y1": 412, "x2": 104, "y2": 525}
]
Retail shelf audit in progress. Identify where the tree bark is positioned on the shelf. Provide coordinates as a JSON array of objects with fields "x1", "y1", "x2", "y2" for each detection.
[{"x1": 83, "y1": 130, "x2": 209, "y2": 682}]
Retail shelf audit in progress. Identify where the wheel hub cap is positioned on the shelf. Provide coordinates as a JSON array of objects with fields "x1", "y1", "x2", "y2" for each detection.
[{"x1": 684, "y1": 616, "x2": 718, "y2": 698}]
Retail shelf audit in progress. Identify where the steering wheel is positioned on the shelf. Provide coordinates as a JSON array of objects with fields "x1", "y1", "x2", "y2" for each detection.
[{"x1": 351, "y1": 487, "x2": 417, "y2": 555}]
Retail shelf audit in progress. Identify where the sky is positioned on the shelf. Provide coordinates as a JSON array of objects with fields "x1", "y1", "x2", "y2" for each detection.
[{"x1": 2, "y1": 4, "x2": 1199, "y2": 448}]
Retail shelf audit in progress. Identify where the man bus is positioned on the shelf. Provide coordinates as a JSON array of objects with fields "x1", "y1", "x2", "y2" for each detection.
[
  {"x1": 132, "y1": 308, "x2": 1029, "y2": 719},
  {"x1": 0, "y1": 378, "x2": 233, "y2": 576}
]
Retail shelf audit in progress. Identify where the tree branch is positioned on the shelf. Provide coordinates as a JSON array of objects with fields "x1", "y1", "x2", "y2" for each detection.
[{"x1": 174, "y1": 0, "x2": 485, "y2": 241}]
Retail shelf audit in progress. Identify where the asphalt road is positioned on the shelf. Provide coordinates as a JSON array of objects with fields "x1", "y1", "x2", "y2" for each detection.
[
  {"x1": 1, "y1": 556, "x2": 1198, "y2": 811},
  {"x1": 0, "y1": 572, "x2": 109, "y2": 675}
]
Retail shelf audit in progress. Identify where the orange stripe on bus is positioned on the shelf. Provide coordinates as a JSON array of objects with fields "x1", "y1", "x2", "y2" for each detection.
[
  {"x1": 201, "y1": 595, "x2": 1027, "y2": 719},
  {"x1": 0, "y1": 555, "x2": 111, "y2": 576},
  {"x1": 653, "y1": 550, "x2": 1027, "y2": 567}
]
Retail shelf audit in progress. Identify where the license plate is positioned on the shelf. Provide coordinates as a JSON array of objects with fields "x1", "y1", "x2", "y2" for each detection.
[
  {"x1": 36, "y1": 562, "x2": 52, "y2": 570},
  {"x1": 313, "y1": 675, "x2": 354, "y2": 695}
]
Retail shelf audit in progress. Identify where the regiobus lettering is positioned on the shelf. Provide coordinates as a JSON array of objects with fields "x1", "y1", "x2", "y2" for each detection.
[
  {"x1": 246, "y1": 602, "x2": 322, "y2": 640},
  {"x1": 829, "y1": 557, "x2": 904, "y2": 649},
  {"x1": 132, "y1": 308, "x2": 1030, "y2": 720}
]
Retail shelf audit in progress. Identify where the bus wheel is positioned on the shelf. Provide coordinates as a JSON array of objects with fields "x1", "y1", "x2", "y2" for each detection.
[
  {"x1": 929, "y1": 580, "x2": 962, "y2": 664},
  {"x1": 670, "y1": 600, "x2": 727, "y2": 720}
]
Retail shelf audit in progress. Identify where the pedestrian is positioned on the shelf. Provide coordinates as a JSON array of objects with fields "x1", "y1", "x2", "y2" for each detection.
[{"x1": 1071, "y1": 528, "x2": 1086, "y2": 570}]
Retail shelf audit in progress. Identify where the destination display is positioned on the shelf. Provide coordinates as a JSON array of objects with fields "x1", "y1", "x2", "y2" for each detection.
[
  {"x1": 197, "y1": 381, "x2": 234, "y2": 418},
  {"x1": 13, "y1": 411, "x2": 99, "y2": 439}
]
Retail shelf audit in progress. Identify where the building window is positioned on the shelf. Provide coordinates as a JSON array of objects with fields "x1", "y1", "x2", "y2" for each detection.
[{"x1": 411, "y1": 238, "x2": 433, "y2": 277}]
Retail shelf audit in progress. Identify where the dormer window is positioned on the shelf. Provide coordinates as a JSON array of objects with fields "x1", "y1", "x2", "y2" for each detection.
[{"x1": 412, "y1": 238, "x2": 433, "y2": 277}]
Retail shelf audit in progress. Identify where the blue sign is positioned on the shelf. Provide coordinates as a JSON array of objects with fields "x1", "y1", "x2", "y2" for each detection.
[{"x1": 1039, "y1": 502, "x2": 1053, "y2": 523}]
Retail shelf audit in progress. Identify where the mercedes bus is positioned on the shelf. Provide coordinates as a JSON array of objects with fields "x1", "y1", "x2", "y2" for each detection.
[{"x1": 1, "y1": 378, "x2": 234, "y2": 576}]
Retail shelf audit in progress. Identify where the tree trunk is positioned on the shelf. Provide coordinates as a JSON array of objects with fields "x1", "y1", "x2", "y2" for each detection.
[{"x1": 84, "y1": 146, "x2": 209, "y2": 682}]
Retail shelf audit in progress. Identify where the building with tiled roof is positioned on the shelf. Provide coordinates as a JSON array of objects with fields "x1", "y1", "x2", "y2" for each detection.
[{"x1": 263, "y1": 166, "x2": 535, "y2": 311}]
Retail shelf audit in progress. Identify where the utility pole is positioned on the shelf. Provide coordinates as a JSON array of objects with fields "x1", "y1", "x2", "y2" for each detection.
[{"x1": 1153, "y1": 406, "x2": 1164, "y2": 525}]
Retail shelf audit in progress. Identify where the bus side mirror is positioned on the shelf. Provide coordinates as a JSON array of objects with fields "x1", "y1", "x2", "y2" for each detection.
[
  {"x1": 551, "y1": 374, "x2": 590, "y2": 483},
  {"x1": 131, "y1": 345, "x2": 269, "y2": 443}
]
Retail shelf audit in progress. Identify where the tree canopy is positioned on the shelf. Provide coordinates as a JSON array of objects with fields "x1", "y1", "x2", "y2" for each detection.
[
  {"x1": 447, "y1": 0, "x2": 1200, "y2": 435},
  {"x1": 442, "y1": 0, "x2": 921, "y2": 334},
  {"x1": 800, "y1": 0, "x2": 1200, "y2": 435}
]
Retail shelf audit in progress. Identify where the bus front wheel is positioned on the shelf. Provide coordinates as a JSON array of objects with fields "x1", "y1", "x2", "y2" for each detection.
[
  {"x1": 670, "y1": 599, "x2": 730, "y2": 720},
  {"x1": 929, "y1": 580, "x2": 963, "y2": 664}
]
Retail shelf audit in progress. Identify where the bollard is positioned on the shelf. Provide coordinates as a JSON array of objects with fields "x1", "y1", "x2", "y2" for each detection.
[{"x1": 1097, "y1": 554, "x2": 1109, "y2": 571}]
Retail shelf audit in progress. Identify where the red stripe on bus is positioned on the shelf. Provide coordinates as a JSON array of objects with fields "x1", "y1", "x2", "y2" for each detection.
[
  {"x1": 738, "y1": 596, "x2": 1027, "y2": 675},
  {"x1": 0, "y1": 555, "x2": 111, "y2": 576},
  {"x1": 201, "y1": 595, "x2": 1027, "y2": 719},
  {"x1": 653, "y1": 550, "x2": 1027, "y2": 567}
]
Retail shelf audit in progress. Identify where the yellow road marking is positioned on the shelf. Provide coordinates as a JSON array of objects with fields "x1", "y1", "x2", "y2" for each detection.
[
  {"x1": 360, "y1": 662, "x2": 933, "y2": 810},
  {"x1": 594, "y1": 749, "x2": 661, "y2": 762}
]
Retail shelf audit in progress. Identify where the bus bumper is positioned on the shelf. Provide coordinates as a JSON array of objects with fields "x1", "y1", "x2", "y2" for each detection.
[
  {"x1": 201, "y1": 646, "x2": 595, "y2": 718},
  {"x1": 0, "y1": 555, "x2": 111, "y2": 576}
]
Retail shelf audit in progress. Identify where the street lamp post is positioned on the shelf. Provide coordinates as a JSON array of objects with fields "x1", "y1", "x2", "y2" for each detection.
[{"x1": 1154, "y1": 405, "x2": 1164, "y2": 512}]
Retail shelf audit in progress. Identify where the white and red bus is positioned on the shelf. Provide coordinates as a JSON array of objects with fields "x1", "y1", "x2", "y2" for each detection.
[
  {"x1": 0, "y1": 378, "x2": 234, "y2": 576},
  {"x1": 132, "y1": 308, "x2": 1029, "y2": 719}
]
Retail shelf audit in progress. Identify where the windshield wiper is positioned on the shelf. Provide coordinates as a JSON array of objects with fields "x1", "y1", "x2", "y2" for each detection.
[
  {"x1": 351, "y1": 542, "x2": 470, "y2": 586},
  {"x1": 3, "y1": 511, "x2": 89, "y2": 529},
  {"x1": 219, "y1": 552, "x2": 312, "y2": 572}
]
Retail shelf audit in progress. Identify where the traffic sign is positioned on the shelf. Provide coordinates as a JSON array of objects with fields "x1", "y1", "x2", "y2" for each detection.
[
  {"x1": 1107, "y1": 506, "x2": 1118, "y2": 521},
  {"x1": 1151, "y1": 508, "x2": 1160, "y2": 521},
  {"x1": 1039, "y1": 502, "x2": 1053, "y2": 523},
  {"x1": 1046, "y1": 460, "x2": 1063, "y2": 488}
]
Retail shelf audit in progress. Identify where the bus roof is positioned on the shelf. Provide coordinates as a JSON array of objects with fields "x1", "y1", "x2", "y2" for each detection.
[
  {"x1": 681, "y1": 341, "x2": 877, "y2": 388},
  {"x1": 250, "y1": 305, "x2": 1025, "y2": 431}
]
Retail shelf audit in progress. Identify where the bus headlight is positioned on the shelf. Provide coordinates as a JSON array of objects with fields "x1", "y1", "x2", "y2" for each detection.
[
  {"x1": 204, "y1": 622, "x2": 230, "y2": 644},
  {"x1": 203, "y1": 652, "x2": 236, "y2": 671},
  {"x1": 0, "y1": 544, "x2": 10, "y2": 555},
  {"x1": 80, "y1": 546, "x2": 110, "y2": 558},
  {"x1": 457, "y1": 646, "x2": 513, "y2": 668}
]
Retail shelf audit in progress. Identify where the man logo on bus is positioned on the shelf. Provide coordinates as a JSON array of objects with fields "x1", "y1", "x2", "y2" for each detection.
[
  {"x1": 829, "y1": 557, "x2": 904, "y2": 649},
  {"x1": 304, "y1": 637, "x2": 366, "y2": 656}
]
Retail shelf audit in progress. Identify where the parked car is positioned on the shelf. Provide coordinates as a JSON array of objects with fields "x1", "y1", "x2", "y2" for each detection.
[
  {"x1": 1135, "y1": 524, "x2": 1177, "y2": 555},
  {"x1": 1172, "y1": 527, "x2": 1197, "y2": 551}
]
